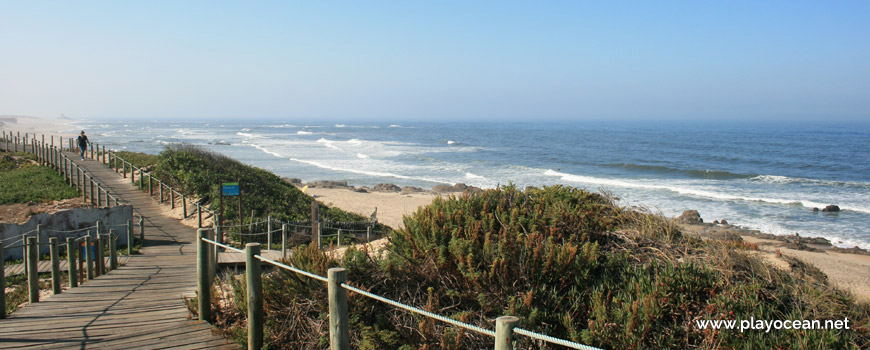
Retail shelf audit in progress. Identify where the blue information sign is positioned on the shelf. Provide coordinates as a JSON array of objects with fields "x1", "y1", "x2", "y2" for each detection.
[{"x1": 222, "y1": 182, "x2": 240, "y2": 196}]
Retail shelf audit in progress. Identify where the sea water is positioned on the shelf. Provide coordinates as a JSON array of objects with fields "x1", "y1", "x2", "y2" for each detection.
[{"x1": 71, "y1": 120, "x2": 870, "y2": 248}]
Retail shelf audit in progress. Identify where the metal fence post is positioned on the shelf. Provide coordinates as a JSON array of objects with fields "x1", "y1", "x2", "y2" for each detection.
[
  {"x1": 495, "y1": 316, "x2": 520, "y2": 350},
  {"x1": 85, "y1": 235, "x2": 94, "y2": 280},
  {"x1": 27, "y1": 237, "x2": 39, "y2": 303},
  {"x1": 50, "y1": 237, "x2": 61, "y2": 295},
  {"x1": 328, "y1": 268, "x2": 350, "y2": 350},
  {"x1": 109, "y1": 230, "x2": 118, "y2": 270},
  {"x1": 197, "y1": 229, "x2": 212, "y2": 323},
  {"x1": 246, "y1": 243, "x2": 263, "y2": 350},
  {"x1": 67, "y1": 237, "x2": 78, "y2": 288}
]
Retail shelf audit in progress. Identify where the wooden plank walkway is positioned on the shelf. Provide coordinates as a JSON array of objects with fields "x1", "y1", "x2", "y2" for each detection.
[{"x1": 0, "y1": 151, "x2": 236, "y2": 349}]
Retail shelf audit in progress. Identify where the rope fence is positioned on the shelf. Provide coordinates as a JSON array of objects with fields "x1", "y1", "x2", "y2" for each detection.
[{"x1": 197, "y1": 229, "x2": 602, "y2": 350}]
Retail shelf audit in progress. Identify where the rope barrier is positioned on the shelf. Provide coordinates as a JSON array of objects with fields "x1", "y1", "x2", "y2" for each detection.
[
  {"x1": 340, "y1": 282, "x2": 497, "y2": 337},
  {"x1": 44, "y1": 225, "x2": 97, "y2": 234},
  {"x1": 254, "y1": 254, "x2": 329, "y2": 283},
  {"x1": 513, "y1": 328, "x2": 602, "y2": 350},
  {"x1": 202, "y1": 238, "x2": 244, "y2": 254}
]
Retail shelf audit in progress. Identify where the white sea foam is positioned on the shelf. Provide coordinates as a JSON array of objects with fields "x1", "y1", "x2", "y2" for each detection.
[
  {"x1": 296, "y1": 131, "x2": 313, "y2": 135},
  {"x1": 237, "y1": 132, "x2": 256, "y2": 138},
  {"x1": 447, "y1": 140, "x2": 456, "y2": 145},
  {"x1": 465, "y1": 172, "x2": 486, "y2": 180},
  {"x1": 544, "y1": 169, "x2": 870, "y2": 214},
  {"x1": 356, "y1": 153, "x2": 370, "y2": 159},
  {"x1": 751, "y1": 174, "x2": 870, "y2": 189},
  {"x1": 251, "y1": 144, "x2": 284, "y2": 158},
  {"x1": 316, "y1": 138, "x2": 340, "y2": 150},
  {"x1": 334, "y1": 124, "x2": 346, "y2": 128},
  {"x1": 388, "y1": 124, "x2": 402, "y2": 128},
  {"x1": 288, "y1": 157, "x2": 451, "y2": 184}
]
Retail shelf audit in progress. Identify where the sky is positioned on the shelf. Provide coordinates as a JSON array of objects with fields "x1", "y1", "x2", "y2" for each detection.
[{"x1": 1, "y1": 1, "x2": 868, "y2": 122}]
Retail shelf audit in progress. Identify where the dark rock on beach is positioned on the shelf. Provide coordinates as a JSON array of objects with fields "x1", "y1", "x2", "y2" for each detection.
[
  {"x1": 310, "y1": 180, "x2": 349, "y2": 188},
  {"x1": 401, "y1": 186, "x2": 425, "y2": 193},
  {"x1": 432, "y1": 183, "x2": 482, "y2": 193},
  {"x1": 373, "y1": 183, "x2": 402, "y2": 192},
  {"x1": 282, "y1": 178, "x2": 302, "y2": 185},
  {"x1": 821, "y1": 205, "x2": 841, "y2": 212},
  {"x1": 677, "y1": 210, "x2": 703, "y2": 224}
]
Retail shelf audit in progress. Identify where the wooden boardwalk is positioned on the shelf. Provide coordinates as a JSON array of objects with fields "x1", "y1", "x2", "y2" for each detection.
[{"x1": 0, "y1": 151, "x2": 236, "y2": 349}]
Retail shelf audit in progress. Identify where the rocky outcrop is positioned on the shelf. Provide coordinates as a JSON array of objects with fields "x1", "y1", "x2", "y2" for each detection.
[
  {"x1": 373, "y1": 183, "x2": 402, "y2": 192},
  {"x1": 401, "y1": 186, "x2": 425, "y2": 194},
  {"x1": 821, "y1": 205, "x2": 841, "y2": 212},
  {"x1": 677, "y1": 210, "x2": 703, "y2": 224},
  {"x1": 432, "y1": 183, "x2": 482, "y2": 193},
  {"x1": 309, "y1": 180, "x2": 349, "y2": 188}
]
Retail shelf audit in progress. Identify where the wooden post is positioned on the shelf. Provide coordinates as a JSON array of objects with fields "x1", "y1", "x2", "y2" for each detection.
[
  {"x1": 282, "y1": 223, "x2": 288, "y2": 258},
  {"x1": 50, "y1": 237, "x2": 61, "y2": 295},
  {"x1": 90, "y1": 178, "x2": 95, "y2": 205},
  {"x1": 171, "y1": 190, "x2": 175, "y2": 209},
  {"x1": 245, "y1": 243, "x2": 263, "y2": 350},
  {"x1": 182, "y1": 195, "x2": 187, "y2": 218},
  {"x1": 123, "y1": 161, "x2": 127, "y2": 178},
  {"x1": 328, "y1": 268, "x2": 350, "y2": 350},
  {"x1": 494, "y1": 316, "x2": 520, "y2": 350},
  {"x1": 113, "y1": 152, "x2": 117, "y2": 171},
  {"x1": 139, "y1": 216, "x2": 145, "y2": 243},
  {"x1": 197, "y1": 204, "x2": 202, "y2": 228},
  {"x1": 337, "y1": 229, "x2": 342, "y2": 247},
  {"x1": 148, "y1": 175, "x2": 153, "y2": 196},
  {"x1": 102, "y1": 145, "x2": 106, "y2": 163},
  {"x1": 139, "y1": 169, "x2": 143, "y2": 189},
  {"x1": 22, "y1": 233, "x2": 28, "y2": 276},
  {"x1": 197, "y1": 229, "x2": 212, "y2": 323},
  {"x1": 1, "y1": 242, "x2": 6, "y2": 319},
  {"x1": 85, "y1": 235, "x2": 94, "y2": 280},
  {"x1": 311, "y1": 201, "x2": 319, "y2": 249},
  {"x1": 267, "y1": 216, "x2": 272, "y2": 250},
  {"x1": 159, "y1": 182, "x2": 164, "y2": 203},
  {"x1": 96, "y1": 221, "x2": 102, "y2": 238},
  {"x1": 27, "y1": 237, "x2": 38, "y2": 303},
  {"x1": 96, "y1": 185, "x2": 102, "y2": 207},
  {"x1": 127, "y1": 219, "x2": 134, "y2": 256},
  {"x1": 36, "y1": 224, "x2": 42, "y2": 252},
  {"x1": 109, "y1": 230, "x2": 118, "y2": 270},
  {"x1": 67, "y1": 237, "x2": 78, "y2": 288},
  {"x1": 367, "y1": 226, "x2": 372, "y2": 242},
  {"x1": 131, "y1": 166, "x2": 135, "y2": 184},
  {"x1": 94, "y1": 236, "x2": 104, "y2": 277}
]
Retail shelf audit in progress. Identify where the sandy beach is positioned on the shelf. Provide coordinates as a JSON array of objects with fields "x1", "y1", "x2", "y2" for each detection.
[{"x1": 0, "y1": 115, "x2": 78, "y2": 138}]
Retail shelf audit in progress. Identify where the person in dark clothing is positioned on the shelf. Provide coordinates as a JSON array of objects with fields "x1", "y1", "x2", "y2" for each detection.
[{"x1": 77, "y1": 131, "x2": 90, "y2": 160}]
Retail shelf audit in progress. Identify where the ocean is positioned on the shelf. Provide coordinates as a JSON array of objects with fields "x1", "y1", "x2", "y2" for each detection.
[{"x1": 70, "y1": 120, "x2": 870, "y2": 249}]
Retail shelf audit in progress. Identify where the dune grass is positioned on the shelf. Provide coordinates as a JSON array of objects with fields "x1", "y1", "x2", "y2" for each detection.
[{"x1": 0, "y1": 151, "x2": 78, "y2": 204}]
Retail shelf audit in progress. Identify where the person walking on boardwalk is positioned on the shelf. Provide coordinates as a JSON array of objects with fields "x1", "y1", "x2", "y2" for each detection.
[{"x1": 77, "y1": 131, "x2": 90, "y2": 160}]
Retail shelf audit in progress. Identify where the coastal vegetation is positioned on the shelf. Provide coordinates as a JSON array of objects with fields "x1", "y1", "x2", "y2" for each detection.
[
  {"x1": 149, "y1": 145, "x2": 368, "y2": 223},
  {"x1": 0, "y1": 151, "x2": 78, "y2": 204},
  {"x1": 207, "y1": 185, "x2": 869, "y2": 349}
]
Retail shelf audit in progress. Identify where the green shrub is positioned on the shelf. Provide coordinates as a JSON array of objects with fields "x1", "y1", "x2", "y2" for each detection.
[
  {"x1": 211, "y1": 185, "x2": 870, "y2": 349},
  {"x1": 114, "y1": 151, "x2": 159, "y2": 169},
  {"x1": 0, "y1": 154, "x2": 78, "y2": 204},
  {"x1": 152, "y1": 145, "x2": 365, "y2": 223}
]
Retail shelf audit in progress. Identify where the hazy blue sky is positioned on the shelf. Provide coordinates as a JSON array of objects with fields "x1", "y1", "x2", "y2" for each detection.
[{"x1": 1, "y1": 1, "x2": 868, "y2": 122}]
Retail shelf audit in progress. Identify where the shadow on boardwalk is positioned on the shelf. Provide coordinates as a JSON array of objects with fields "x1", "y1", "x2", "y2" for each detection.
[{"x1": 0, "y1": 152, "x2": 235, "y2": 349}]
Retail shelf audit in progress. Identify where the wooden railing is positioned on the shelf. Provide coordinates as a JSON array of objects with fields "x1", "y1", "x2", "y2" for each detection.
[{"x1": 196, "y1": 228, "x2": 602, "y2": 350}]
